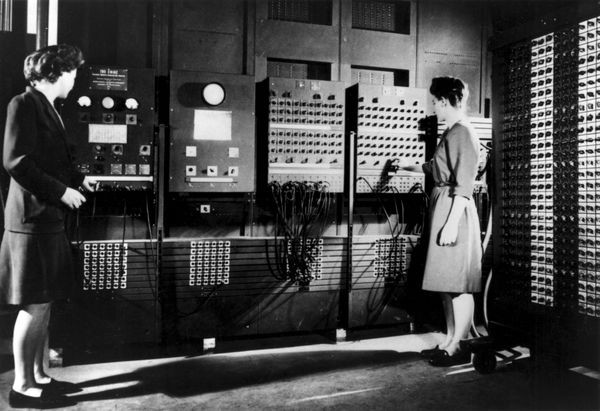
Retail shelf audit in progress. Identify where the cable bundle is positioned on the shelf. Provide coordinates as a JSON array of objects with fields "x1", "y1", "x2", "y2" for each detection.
[{"x1": 268, "y1": 181, "x2": 332, "y2": 285}]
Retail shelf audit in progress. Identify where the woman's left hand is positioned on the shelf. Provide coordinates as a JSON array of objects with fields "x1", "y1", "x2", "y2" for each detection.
[{"x1": 438, "y1": 222, "x2": 458, "y2": 246}]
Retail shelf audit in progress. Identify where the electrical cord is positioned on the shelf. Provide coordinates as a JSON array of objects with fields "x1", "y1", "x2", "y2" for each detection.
[
  {"x1": 404, "y1": 184, "x2": 428, "y2": 235},
  {"x1": 391, "y1": 186, "x2": 408, "y2": 237},
  {"x1": 144, "y1": 194, "x2": 158, "y2": 300},
  {"x1": 268, "y1": 181, "x2": 331, "y2": 284},
  {"x1": 119, "y1": 198, "x2": 127, "y2": 291},
  {"x1": 357, "y1": 177, "x2": 395, "y2": 236},
  {"x1": 482, "y1": 206, "x2": 494, "y2": 328}
]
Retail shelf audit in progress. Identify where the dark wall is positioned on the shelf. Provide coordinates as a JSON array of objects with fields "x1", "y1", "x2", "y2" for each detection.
[
  {"x1": 58, "y1": 0, "x2": 152, "y2": 68},
  {"x1": 171, "y1": 0, "x2": 246, "y2": 73},
  {"x1": 56, "y1": 0, "x2": 493, "y2": 117},
  {"x1": 416, "y1": 1, "x2": 490, "y2": 115}
]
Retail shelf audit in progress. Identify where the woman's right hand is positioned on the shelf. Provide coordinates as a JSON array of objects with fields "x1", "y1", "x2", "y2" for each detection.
[
  {"x1": 60, "y1": 187, "x2": 86, "y2": 209},
  {"x1": 395, "y1": 157, "x2": 411, "y2": 169},
  {"x1": 395, "y1": 158, "x2": 422, "y2": 173}
]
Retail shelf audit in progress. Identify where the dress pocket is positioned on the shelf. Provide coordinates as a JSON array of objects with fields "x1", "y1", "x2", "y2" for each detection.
[{"x1": 23, "y1": 191, "x2": 64, "y2": 223}]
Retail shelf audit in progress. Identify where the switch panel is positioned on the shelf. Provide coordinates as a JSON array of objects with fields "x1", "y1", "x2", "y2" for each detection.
[
  {"x1": 169, "y1": 71, "x2": 255, "y2": 192},
  {"x1": 82, "y1": 241, "x2": 128, "y2": 291},
  {"x1": 499, "y1": 16, "x2": 600, "y2": 318},
  {"x1": 576, "y1": 18, "x2": 599, "y2": 317},
  {"x1": 348, "y1": 84, "x2": 427, "y2": 193},
  {"x1": 61, "y1": 66, "x2": 155, "y2": 191},
  {"x1": 373, "y1": 235, "x2": 419, "y2": 282},
  {"x1": 264, "y1": 77, "x2": 345, "y2": 192},
  {"x1": 188, "y1": 240, "x2": 231, "y2": 287},
  {"x1": 529, "y1": 33, "x2": 555, "y2": 307}
]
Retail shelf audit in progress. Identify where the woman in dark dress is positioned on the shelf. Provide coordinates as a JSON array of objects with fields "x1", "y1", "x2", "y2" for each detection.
[
  {"x1": 401, "y1": 77, "x2": 482, "y2": 366},
  {"x1": 0, "y1": 44, "x2": 96, "y2": 408}
]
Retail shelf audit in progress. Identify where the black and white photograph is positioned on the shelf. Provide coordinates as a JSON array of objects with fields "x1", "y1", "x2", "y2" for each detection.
[{"x1": 0, "y1": 0, "x2": 598, "y2": 409}]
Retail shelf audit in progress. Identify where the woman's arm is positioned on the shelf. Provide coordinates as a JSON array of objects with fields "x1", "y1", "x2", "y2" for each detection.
[
  {"x1": 438, "y1": 126, "x2": 478, "y2": 246},
  {"x1": 396, "y1": 157, "x2": 430, "y2": 174},
  {"x1": 3, "y1": 95, "x2": 89, "y2": 208},
  {"x1": 438, "y1": 195, "x2": 468, "y2": 245},
  {"x1": 402, "y1": 164, "x2": 425, "y2": 173},
  {"x1": 3, "y1": 95, "x2": 67, "y2": 201}
]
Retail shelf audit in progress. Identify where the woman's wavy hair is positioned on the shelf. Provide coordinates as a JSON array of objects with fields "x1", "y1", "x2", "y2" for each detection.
[
  {"x1": 23, "y1": 44, "x2": 84, "y2": 84},
  {"x1": 430, "y1": 76, "x2": 469, "y2": 108}
]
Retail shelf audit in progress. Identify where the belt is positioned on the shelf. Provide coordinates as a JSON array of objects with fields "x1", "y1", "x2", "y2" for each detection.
[{"x1": 434, "y1": 182, "x2": 454, "y2": 187}]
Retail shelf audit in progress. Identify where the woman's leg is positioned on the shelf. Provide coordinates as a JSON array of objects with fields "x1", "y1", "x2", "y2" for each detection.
[
  {"x1": 12, "y1": 303, "x2": 51, "y2": 396},
  {"x1": 439, "y1": 293, "x2": 454, "y2": 349},
  {"x1": 33, "y1": 303, "x2": 52, "y2": 384},
  {"x1": 446, "y1": 293, "x2": 474, "y2": 354}
]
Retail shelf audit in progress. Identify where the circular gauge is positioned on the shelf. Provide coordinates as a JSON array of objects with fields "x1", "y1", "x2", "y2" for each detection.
[
  {"x1": 202, "y1": 83, "x2": 226, "y2": 106},
  {"x1": 125, "y1": 98, "x2": 139, "y2": 110},
  {"x1": 101, "y1": 96, "x2": 115, "y2": 109},
  {"x1": 77, "y1": 96, "x2": 92, "y2": 107}
]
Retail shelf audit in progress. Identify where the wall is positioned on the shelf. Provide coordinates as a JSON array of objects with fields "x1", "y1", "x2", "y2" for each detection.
[
  {"x1": 57, "y1": 0, "x2": 492, "y2": 116},
  {"x1": 415, "y1": 1, "x2": 490, "y2": 115},
  {"x1": 170, "y1": 0, "x2": 247, "y2": 73},
  {"x1": 58, "y1": 0, "x2": 152, "y2": 68}
]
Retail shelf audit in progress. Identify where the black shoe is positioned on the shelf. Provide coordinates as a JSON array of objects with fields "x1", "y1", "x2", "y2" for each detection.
[
  {"x1": 38, "y1": 378, "x2": 82, "y2": 394},
  {"x1": 420, "y1": 345, "x2": 442, "y2": 358},
  {"x1": 429, "y1": 349, "x2": 471, "y2": 367},
  {"x1": 8, "y1": 388, "x2": 76, "y2": 409}
]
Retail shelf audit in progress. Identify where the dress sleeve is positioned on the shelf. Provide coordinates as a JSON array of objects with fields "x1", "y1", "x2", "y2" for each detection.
[
  {"x1": 446, "y1": 125, "x2": 478, "y2": 199},
  {"x1": 3, "y1": 96, "x2": 67, "y2": 201}
]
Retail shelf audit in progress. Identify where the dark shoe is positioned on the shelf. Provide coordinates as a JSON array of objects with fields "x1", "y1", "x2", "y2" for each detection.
[
  {"x1": 429, "y1": 349, "x2": 471, "y2": 367},
  {"x1": 420, "y1": 345, "x2": 442, "y2": 358},
  {"x1": 38, "y1": 378, "x2": 82, "y2": 394},
  {"x1": 8, "y1": 388, "x2": 76, "y2": 409}
]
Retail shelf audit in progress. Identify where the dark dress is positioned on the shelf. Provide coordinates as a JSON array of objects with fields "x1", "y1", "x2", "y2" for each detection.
[
  {"x1": 0, "y1": 86, "x2": 84, "y2": 305},
  {"x1": 421, "y1": 121, "x2": 482, "y2": 293}
]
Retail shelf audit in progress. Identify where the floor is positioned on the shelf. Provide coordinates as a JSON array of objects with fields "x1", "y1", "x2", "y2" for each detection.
[{"x1": 0, "y1": 331, "x2": 598, "y2": 410}]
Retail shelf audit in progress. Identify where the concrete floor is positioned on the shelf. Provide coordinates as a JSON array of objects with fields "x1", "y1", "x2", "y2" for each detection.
[{"x1": 0, "y1": 331, "x2": 598, "y2": 410}]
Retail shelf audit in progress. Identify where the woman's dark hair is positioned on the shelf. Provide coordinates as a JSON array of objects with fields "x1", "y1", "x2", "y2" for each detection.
[
  {"x1": 430, "y1": 77, "x2": 469, "y2": 108},
  {"x1": 23, "y1": 44, "x2": 84, "y2": 84}
]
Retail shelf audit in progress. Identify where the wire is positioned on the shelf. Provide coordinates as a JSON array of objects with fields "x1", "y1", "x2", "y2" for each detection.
[
  {"x1": 119, "y1": 198, "x2": 127, "y2": 290},
  {"x1": 144, "y1": 194, "x2": 158, "y2": 300},
  {"x1": 268, "y1": 181, "x2": 331, "y2": 284},
  {"x1": 404, "y1": 183, "x2": 428, "y2": 235},
  {"x1": 91, "y1": 195, "x2": 97, "y2": 219},
  {"x1": 476, "y1": 149, "x2": 492, "y2": 181},
  {"x1": 357, "y1": 177, "x2": 395, "y2": 236},
  {"x1": 391, "y1": 186, "x2": 408, "y2": 237}
]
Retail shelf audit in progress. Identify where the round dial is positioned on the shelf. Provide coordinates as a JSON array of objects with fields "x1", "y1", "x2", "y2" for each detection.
[{"x1": 202, "y1": 83, "x2": 225, "y2": 106}]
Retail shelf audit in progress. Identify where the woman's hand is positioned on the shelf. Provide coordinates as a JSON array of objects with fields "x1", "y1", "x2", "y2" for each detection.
[
  {"x1": 81, "y1": 176, "x2": 98, "y2": 192},
  {"x1": 438, "y1": 196, "x2": 468, "y2": 246},
  {"x1": 438, "y1": 221, "x2": 458, "y2": 246},
  {"x1": 60, "y1": 187, "x2": 86, "y2": 209},
  {"x1": 395, "y1": 157, "x2": 411, "y2": 169},
  {"x1": 394, "y1": 158, "x2": 422, "y2": 173}
]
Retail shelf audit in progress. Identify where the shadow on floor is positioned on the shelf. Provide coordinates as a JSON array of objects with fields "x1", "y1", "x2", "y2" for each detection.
[
  {"x1": 70, "y1": 349, "x2": 417, "y2": 403},
  {"x1": 0, "y1": 355, "x2": 12, "y2": 374},
  {"x1": 63, "y1": 332, "x2": 339, "y2": 366}
]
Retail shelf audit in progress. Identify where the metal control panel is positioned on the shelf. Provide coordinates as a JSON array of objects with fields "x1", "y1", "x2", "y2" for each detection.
[
  {"x1": 188, "y1": 240, "x2": 231, "y2": 287},
  {"x1": 349, "y1": 84, "x2": 427, "y2": 193},
  {"x1": 373, "y1": 235, "x2": 419, "y2": 282},
  {"x1": 500, "y1": 16, "x2": 600, "y2": 318},
  {"x1": 169, "y1": 71, "x2": 255, "y2": 192},
  {"x1": 82, "y1": 241, "x2": 129, "y2": 291},
  {"x1": 576, "y1": 19, "x2": 599, "y2": 318},
  {"x1": 264, "y1": 77, "x2": 345, "y2": 192},
  {"x1": 61, "y1": 66, "x2": 155, "y2": 190}
]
